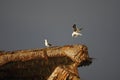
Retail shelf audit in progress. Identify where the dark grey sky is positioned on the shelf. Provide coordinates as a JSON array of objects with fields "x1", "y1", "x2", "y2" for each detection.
[{"x1": 0, "y1": 0, "x2": 120, "y2": 80}]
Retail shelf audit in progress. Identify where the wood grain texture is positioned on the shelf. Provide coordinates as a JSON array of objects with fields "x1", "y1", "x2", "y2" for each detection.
[{"x1": 0, "y1": 44, "x2": 92, "y2": 80}]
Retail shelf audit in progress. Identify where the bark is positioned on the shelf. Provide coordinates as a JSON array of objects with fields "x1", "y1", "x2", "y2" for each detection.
[{"x1": 0, "y1": 44, "x2": 92, "y2": 80}]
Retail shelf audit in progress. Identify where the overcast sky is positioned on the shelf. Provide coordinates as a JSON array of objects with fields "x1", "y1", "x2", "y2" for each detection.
[{"x1": 0, "y1": 0, "x2": 120, "y2": 80}]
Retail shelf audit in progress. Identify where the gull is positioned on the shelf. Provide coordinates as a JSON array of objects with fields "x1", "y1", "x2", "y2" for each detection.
[
  {"x1": 44, "y1": 39, "x2": 52, "y2": 47},
  {"x1": 72, "y1": 24, "x2": 83, "y2": 38}
]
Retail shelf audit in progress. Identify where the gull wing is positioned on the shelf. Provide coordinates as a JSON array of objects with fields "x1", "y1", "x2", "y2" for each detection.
[{"x1": 72, "y1": 24, "x2": 77, "y2": 31}]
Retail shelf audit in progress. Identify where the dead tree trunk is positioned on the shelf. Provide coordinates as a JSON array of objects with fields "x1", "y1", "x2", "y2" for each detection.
[{"x1": 0, "y1": 44, "x2": 92, "y2": 80}]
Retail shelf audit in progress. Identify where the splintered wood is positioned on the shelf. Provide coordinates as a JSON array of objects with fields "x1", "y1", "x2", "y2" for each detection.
[
  {"x1": 48, "y1": 66, "x2": 80, "y2": 80},
  {"x1": 0, "y1": 44, "x2": 92, "y2": 80}
]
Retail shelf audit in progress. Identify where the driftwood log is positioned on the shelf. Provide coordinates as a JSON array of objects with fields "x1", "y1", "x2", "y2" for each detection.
[{"x1": 0, "y1": 44, "x2": 92, "y2": 80}]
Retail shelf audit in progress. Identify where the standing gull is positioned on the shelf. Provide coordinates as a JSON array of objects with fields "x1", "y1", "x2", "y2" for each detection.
[
  {"x1": 72, "y1": 24, "x2": 83, "y2": 38},
  {"x1": 44, "y1": 39, "x2": 52, "y2": 47}
]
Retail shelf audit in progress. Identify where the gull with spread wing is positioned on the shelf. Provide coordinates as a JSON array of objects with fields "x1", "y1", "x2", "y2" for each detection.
[{"x1": 72, "y1": 24, "x2": 83, "y2": 38}]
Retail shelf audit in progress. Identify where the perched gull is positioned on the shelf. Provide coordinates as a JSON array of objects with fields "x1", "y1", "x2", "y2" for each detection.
[
  {"x1": 72, "y1": 24, "x2": 83, "y2": 38},
  {"x1": 44, "y1": 39, "x2": 52, "y2": 47}
]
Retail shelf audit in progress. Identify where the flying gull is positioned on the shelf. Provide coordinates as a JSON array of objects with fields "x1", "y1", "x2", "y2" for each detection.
[
  {"x1": 72, "y1": 24, "x2": 83, "y2": 38},
  {"x1": 44, "y1": 39, "x2": 52, "y2": 47}
]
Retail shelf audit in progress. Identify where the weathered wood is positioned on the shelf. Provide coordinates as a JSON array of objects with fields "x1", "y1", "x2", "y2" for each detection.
[
  {"x1": 48, "y1": 66, "x2": 80, "y2": 80},
  {"x1": 0, "y1": 44, "x2": 92, "y2": 80}
]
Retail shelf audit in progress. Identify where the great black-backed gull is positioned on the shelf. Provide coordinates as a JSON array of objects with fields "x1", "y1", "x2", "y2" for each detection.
[
  {"x1": 72, "y1": 24, "x2": 82, "y2": 38},
  {"x1": 44, "y1": 39, "x2": 52, "y2": 47}
]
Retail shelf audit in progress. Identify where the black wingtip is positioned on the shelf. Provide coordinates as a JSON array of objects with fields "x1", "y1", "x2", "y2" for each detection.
[{"x1": 73, "y1": 24, "x2": 76, "y2": 27}]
